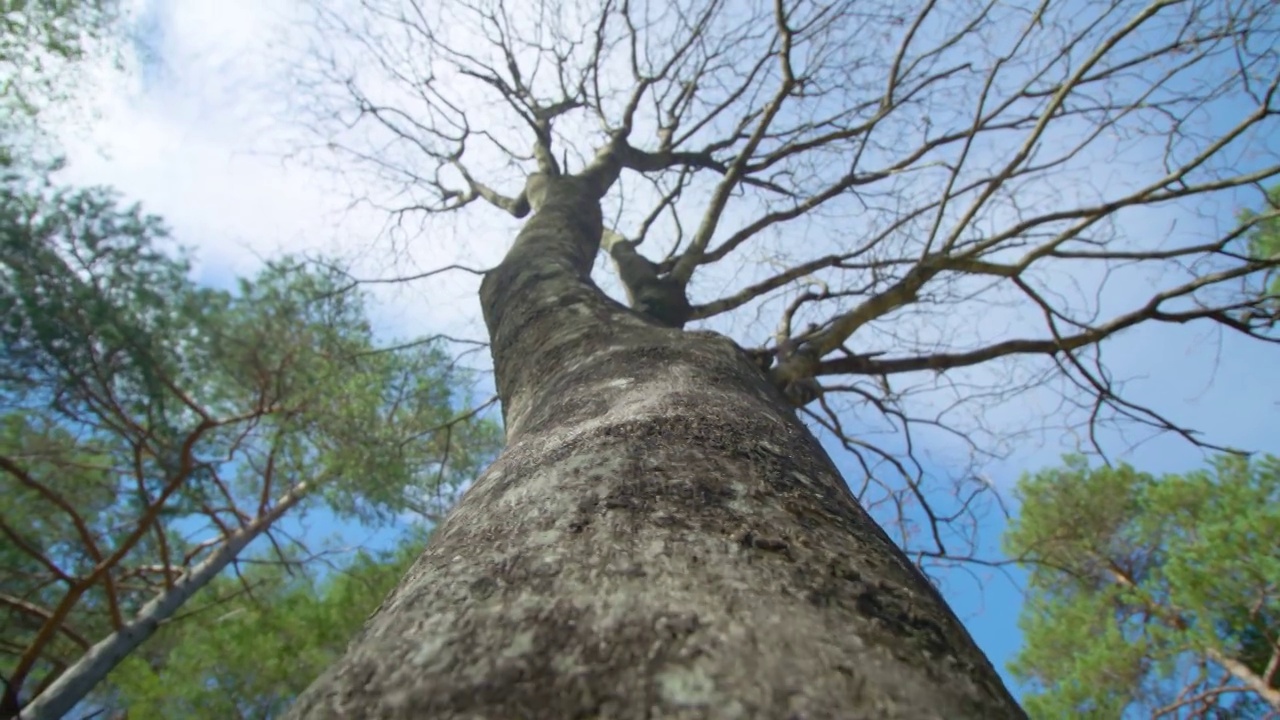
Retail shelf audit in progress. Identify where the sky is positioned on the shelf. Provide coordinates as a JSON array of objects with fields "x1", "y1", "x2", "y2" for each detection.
[{"x1": 49, "y1": 0, "x2": 1280, "y2": 703}]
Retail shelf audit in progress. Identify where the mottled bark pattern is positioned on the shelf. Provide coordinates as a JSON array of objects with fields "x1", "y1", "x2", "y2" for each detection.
[{"x1": 285, "y1": 172, "x2": 1025, "y2": 719}]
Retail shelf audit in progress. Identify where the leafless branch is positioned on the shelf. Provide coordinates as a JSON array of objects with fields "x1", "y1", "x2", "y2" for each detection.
[{"x1": 287, "y1": 0, "x2": 1280, "y2": 570}]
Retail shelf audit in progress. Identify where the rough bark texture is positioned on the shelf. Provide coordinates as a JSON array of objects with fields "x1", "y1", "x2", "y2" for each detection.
[{"x1": 285, "y1": 170, "x2": 1025, "y2": 719}]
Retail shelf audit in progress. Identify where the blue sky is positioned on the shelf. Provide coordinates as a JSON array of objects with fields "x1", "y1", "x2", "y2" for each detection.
[{"x1": 52, "y1": 0, "x2": 1280, "y2": 706}]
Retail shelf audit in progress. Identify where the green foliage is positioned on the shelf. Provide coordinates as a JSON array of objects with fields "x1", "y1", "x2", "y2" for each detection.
[
  {"x1": 1240, "y1": 185, "x2": 1280, "y2": 325},
  {"x1": 1005, "y1": 454, "x2": 1280, "y2": 718},
  {"x1": 0, "y1": 0, "x2": 126, "y2": 166},
  {"x1": 106, "y1": 536, "x2": 424, "y2": 719},
  {"x1": 0, "y1": 168, "x2": 501, "y2": 714},
  {"x1": 0, "y1": 7, "x2": 500, "y2": 714}
]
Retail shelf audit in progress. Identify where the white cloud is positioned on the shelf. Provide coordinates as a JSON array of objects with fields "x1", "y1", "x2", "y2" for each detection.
[
  {"x1": 50, "y1": 0, "x2": 1280, "y2": 480},
  {"x1": 54, "y1": 0, "x2": 504, "y2": 346},
  {"x1": 31, "y1": 1, "x2": 1278, "y2": 692}
]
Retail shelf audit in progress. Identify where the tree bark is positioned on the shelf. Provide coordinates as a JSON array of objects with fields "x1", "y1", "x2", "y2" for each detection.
[{"x1": 285, "y1": 167, "x2": 1025, "y2": 719}]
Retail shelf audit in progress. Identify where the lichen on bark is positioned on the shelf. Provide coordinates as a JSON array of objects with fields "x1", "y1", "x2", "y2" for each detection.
[{"x1": 284, "y1": 169, "x2": 1025, "y2": 719}]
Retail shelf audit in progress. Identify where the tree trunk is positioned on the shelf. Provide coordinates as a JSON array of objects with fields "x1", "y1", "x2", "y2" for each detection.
[
  {"x1": 16, "y1": 483, "x2": 310, "y2": 720},
  {"x1": 285, "y1": 167, "x2": 1025, "y2": 719}
]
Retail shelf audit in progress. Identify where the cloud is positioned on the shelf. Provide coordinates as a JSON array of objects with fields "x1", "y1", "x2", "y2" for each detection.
[
  {"x1": 53, "y1": 0, "x2": 1279, "y2": 478},
  {"x1": 34, "y1": 2, "x2": 1279, "y2": 699},
  {"x1": 54, "y1": 0, "x2": 505, "y2": 347}
]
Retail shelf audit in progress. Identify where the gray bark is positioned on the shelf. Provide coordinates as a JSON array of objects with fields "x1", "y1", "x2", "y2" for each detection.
[{"x1": 285, "y1": 165, "x2": 1025, "y2": 719}]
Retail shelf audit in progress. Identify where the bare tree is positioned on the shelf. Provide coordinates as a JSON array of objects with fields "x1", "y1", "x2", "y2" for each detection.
[{"x1": 280, "y1": 0, "x2": 1279, "y2": 716}]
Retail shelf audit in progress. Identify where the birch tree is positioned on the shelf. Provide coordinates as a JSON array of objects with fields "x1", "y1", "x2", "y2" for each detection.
[{"x1": 282, "y1": 0, "x2": 1279, "y2": 717}]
